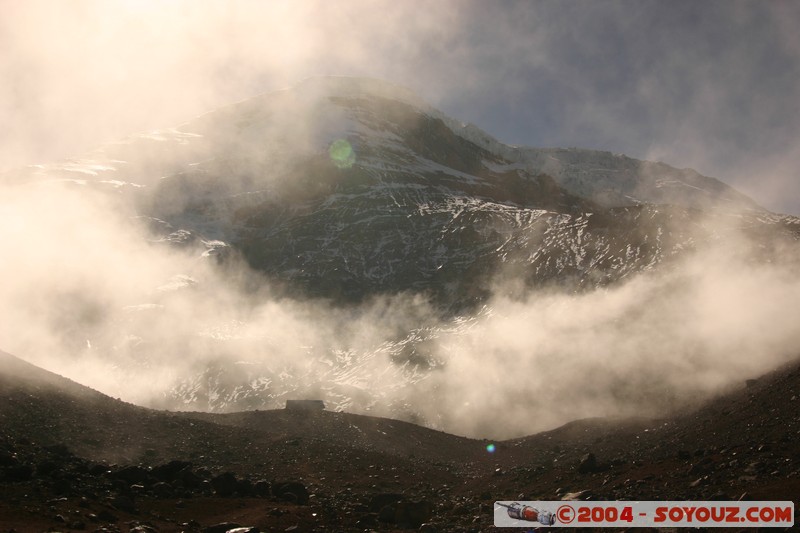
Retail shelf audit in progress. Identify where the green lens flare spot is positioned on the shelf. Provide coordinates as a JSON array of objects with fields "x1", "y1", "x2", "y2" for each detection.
[
  {"x1": 329, "y1": 139, "x2": 355, "y2": 169},
  {"x1": 486, "y1": 443, "x2": 496, "y2": 453}
]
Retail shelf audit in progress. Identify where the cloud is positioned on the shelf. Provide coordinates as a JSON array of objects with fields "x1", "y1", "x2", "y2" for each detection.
[
  {"x1": 0, "y1": 0, "x2": 473, "y2": 170},
  {"x1": 2, "y1": 0, "x2": 800, "y2": 440},
  {"x1": 417, "y1": 232, "x2": 800, "y2": 437},
  {"x1": 2, "y1": 0, "x2": 799, "y2": 214},
  {"x1": 2, "y1": 169, "x2": 799, "y2": 439}
]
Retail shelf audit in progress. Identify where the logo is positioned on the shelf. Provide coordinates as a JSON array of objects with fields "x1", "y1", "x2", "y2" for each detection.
[{"x1": 557, "y1": 504, "x2": 576, "y2": 524}]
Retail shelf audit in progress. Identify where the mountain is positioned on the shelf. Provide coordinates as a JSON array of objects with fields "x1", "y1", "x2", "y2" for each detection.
[
  {"x1": 2, "y1": 349, "x2": 798, "y2": 531},
  {"x1": 6, "y1": 76, "x2": 800, "y2": 421},
  {"x1": 2, "y1": 78, "x2": 800, "y2": 529},
  {"x1": 17, "y1": 77, "x2": 794, "y2": 307}
]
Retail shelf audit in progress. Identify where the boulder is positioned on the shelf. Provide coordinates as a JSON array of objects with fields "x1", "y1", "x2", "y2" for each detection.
[
  {"x1": 273, "y1": 481, "x2": 309, "y2": 505},
  {"x1": 151, "y1": 481, "x2": 174, "y2": 498},
  {"x1": 253, "y1": 479, "x2": 271, "y2": 497},
  {"x1": 211, "y1": 472, "x2": 239, "y2": 497},
  {"x1": 577, "y1": 453, "x2": 598, "y2": 474}
]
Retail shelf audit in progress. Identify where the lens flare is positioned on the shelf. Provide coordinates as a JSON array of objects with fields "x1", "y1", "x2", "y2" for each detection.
[
  {"x1": 486, "y1": 443, "x2": 496, "y2": 453},
  {"x1": 329, "y1": 139, "x2": 355, "y2": 168}
]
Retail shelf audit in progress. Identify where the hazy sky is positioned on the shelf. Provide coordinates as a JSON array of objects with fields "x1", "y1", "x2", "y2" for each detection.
[{"x1": 2, "y1": 0, "x2": 799, "y2": 213}]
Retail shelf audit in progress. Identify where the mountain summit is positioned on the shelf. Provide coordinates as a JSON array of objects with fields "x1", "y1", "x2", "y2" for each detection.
[
  {"x1": 23, "y1": 76, "x2": 784, "y2": 306},
  {"x1": 8, "y1": 77, "x2": 799, "y2": 421}
]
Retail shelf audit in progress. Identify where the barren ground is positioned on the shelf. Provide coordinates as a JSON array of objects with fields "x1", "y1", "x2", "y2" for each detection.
[{"x1": 1, "y1": 350, "x2": 797, "y2": 532}]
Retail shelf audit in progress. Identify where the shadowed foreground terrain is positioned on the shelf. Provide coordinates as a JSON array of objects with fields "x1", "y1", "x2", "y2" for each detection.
[{"x1": 1, "y1": 349, "x2": 798, "y2": 532}]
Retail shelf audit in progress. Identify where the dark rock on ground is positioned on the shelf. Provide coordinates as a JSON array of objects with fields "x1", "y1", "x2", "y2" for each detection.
[
  {"x1": 577, "y1": 452, "x2": 598, "y2": 474},
  {"x1": 272, "y1": 481, "x2": 309, "y2": 505},
  {"x1": 253, "y1": 479, "x2": 271, "y2": 496},
  {"x1": 203, "y1": 523, "x2": 242, "y2": 533},
  {"x1": 152, "y1": 481, "x2": 174, "y2": 498},
  {"x1": 210, "y1": 472, "x2": 238, "y2": 497}
]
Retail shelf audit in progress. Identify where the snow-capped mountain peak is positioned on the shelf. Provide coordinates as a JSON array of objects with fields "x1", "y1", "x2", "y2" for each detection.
[{"x1": 7, "y1": 77, "x2": 798, "y2": 422}]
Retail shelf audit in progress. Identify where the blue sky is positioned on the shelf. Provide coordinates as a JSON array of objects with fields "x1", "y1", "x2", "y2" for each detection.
[{"x1": 2, "y1": 0, "x2": 798, "y2": 213}]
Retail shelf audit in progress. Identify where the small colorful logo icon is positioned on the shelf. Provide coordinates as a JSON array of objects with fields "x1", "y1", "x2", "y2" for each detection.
[{"x1": 497, "y1": 502, "x2": 557, "y2": 525}]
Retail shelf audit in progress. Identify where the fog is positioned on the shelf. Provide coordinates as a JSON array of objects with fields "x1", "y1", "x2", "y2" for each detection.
[
  {"x1": 2, "y1": 0, "x2": 800, "y2": 439},
  {"x1": 2, "y1": 169, "x2": 799, "y2": 438},
  {"x1": 421, "y1": 239, "x2": 800, "y2": 437},
  {"x1": 2, "y1": 1, "x2": 799, "y2": 213}
]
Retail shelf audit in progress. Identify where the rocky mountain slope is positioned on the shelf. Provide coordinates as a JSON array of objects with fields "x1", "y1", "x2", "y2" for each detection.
[
  {"x1": 2, "y1": 348, "x2": 798, "y2": 532},
  {"x1": 14, "y1": 77, "x2": 794, "y2": 307}
]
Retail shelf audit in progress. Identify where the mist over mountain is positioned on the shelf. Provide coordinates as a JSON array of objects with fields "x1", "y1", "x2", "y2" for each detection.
[{"x1": 2, "y1": 77, "x2": 800, "y2": 438}]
